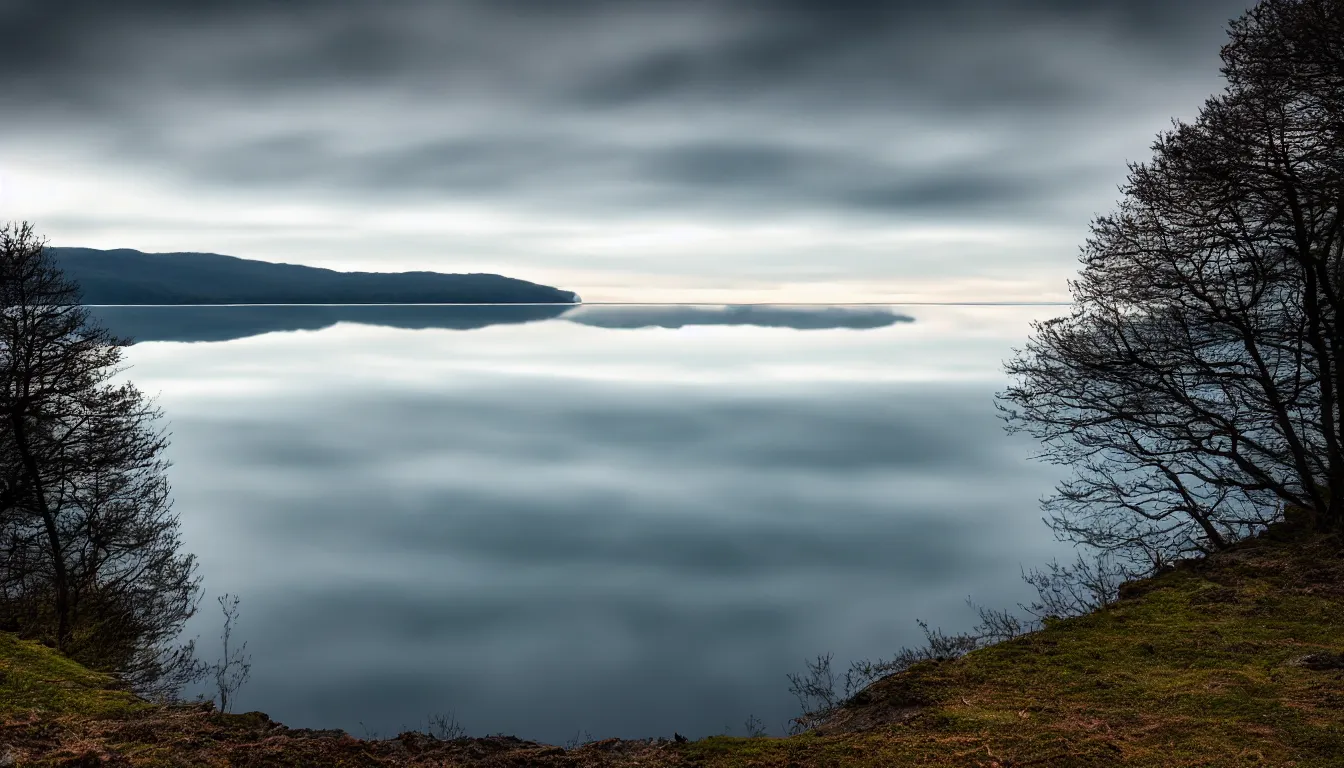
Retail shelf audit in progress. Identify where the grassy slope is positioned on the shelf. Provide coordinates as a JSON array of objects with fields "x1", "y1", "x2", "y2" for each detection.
[
  {"x1": 0, "y1": 633, "x2": 145, "y2": 721},
  {"x1": 4, "y1": 526, "x2": 1344, "y2": 766}
]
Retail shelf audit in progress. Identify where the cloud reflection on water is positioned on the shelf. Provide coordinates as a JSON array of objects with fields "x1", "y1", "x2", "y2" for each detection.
[
  {"x1": 117, "y1": 306, "x2": 1071, "y2": 744},
  {"x1": 88, "y1": 303, "x2": 917, "y2": 344},
  {"x1": 565, "y1": 305, "x2": 914, "y2": 330}
]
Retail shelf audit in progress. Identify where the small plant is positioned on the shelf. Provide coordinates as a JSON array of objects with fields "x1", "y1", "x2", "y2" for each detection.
[
  {"x1": 426, "y1": 712, "x2": 467, "y2": 740},
  {"x1": 787, "y1": 604, "x2": 1037, "y2": 733},
  {"x1": 1020, "y1": 552, "x2": 1141, "y2": 620},
  {"x1": 743, "y1": 714, "x2": 768, "y2": 737},
  {"x1": 786, "y1": 550, "x2": 1158, "y2": 733},
  {"x1": 208, "y1": 594, "x2": 251, "y2": 714},
  {"x1": 786, "y1": 653, "x2": 843, "y2": 733},
  {"x1": 563, "y1": 729, "x2": 595, "y2": 748}
]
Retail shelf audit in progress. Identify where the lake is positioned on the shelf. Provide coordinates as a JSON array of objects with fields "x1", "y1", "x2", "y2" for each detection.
[{"x1": 88, "y1": 303, "x2": 1074, "y2": 744}]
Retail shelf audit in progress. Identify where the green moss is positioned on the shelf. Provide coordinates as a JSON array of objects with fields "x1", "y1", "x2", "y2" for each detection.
[{"x1": 0, "y1": 632, "x2": 147, "y2": 719}]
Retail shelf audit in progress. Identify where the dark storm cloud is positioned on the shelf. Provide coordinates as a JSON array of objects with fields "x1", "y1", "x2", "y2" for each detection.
[
  {"x1": 568, "y1": 0, "x2": 1234, "y2": 111},
  {"x1": 0, "y1": 0, "x2": 1253, "y2": 226},
  {"x1": 157, "y1": 132, "x2": 1082, "y2": 218},
  {"x1": 0, "y1": 0, "x2": 1244, "y2": 96}
]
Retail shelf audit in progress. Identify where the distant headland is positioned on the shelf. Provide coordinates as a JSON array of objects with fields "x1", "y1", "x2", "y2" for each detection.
[{"x1": 48, "y1": 247, "x2": 581, "y2": 305}]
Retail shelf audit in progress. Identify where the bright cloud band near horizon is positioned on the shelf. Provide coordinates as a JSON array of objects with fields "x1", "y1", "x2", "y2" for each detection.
[{"x1": 0, "y1": 0, "x2": 1252, "y2": 303}]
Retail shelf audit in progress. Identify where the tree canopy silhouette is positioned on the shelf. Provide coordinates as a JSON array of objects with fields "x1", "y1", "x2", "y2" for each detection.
[
  {"x1": 1000, "y1": 0, "x2": 1344, "y2": 566},
  {"x1": 0, "y1": 222, "x2": 201, "y2": 698}
]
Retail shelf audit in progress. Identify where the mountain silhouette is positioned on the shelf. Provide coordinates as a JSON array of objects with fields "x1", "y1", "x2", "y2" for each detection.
[{"x1": 49, "y1": 247, "x2": 579, "y2": 305}]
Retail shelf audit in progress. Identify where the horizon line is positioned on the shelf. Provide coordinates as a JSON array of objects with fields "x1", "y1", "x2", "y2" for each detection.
[{"x1": 81, "y1": 301, "x2": 1074, "y2": 308}]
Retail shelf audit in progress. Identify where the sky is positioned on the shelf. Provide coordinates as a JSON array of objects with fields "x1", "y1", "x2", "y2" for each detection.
[{"x1": 0, "y1": 0, "x2": 1253, "y2": 302}]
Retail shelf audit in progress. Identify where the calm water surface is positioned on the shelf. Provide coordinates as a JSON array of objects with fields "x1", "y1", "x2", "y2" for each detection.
[{"x1": 90, "y1": 303, "x2": 1073, "y2": 743}]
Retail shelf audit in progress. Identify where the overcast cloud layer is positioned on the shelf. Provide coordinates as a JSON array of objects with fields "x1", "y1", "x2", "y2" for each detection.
[{"x1": 0, "y1": 0, "x2": 1251, "y2": 300}]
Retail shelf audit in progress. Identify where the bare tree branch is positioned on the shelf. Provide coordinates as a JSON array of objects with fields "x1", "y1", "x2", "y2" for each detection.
[
  {"x1": 999, "y1": 0, "x2": 1344, "y2": 563},
  {"x1": 0, "y1": 221, "x2": 202, "y2": 698}
]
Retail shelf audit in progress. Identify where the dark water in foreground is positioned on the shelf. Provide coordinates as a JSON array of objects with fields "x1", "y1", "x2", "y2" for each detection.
[{"x1": 90, "y1": 303, "x2": 1072, "y2": 743}]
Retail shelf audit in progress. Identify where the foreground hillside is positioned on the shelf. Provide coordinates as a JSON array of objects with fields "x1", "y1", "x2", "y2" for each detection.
[
  {"x1": 48, "y1": 247, "x2": 580, "y2": 305},
  {"x1": 4, "y1": 526, "x2": 1344, "y2": 767}
]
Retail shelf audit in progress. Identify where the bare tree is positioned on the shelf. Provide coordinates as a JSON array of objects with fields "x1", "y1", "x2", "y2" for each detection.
[
  {"x1": 209, "y1": 593, "x2": 251, "y2": 714},
  {"x1": 0, "y1": 221, "x2": 202, "y2": 697},
  {"x1": 999, "y1": 0, "x2": 1344, "y2": 565},
  {"x1": 426, "y1": 712, "x2": 468, "y2": 741}
]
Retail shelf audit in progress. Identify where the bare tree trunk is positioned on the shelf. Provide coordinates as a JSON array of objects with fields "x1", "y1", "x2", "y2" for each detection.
[{"x1": 9, "y1": 412, "x2": 70, "y2": 649}]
